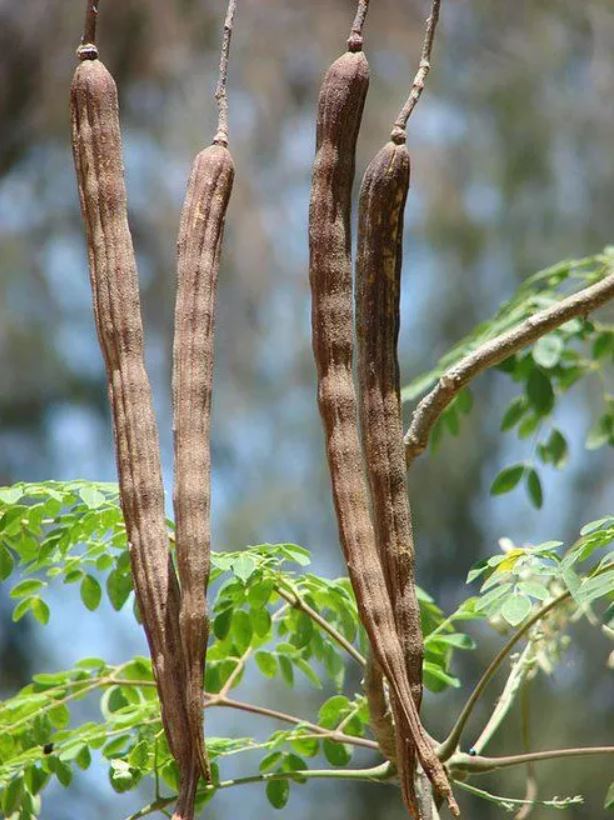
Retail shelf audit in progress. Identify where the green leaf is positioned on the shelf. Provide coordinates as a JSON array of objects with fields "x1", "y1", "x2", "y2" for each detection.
[
  {"x1": 78, "y1": 486, "x2": 106, "y2": 509},
  {"x1": 580, "y1": 516, "x2": 614, "y2": 536},
  {"x1": 278, "y1": 655, "x2": 294, "y2": 687},
  {"x1": 280, "y1": 543, "x2": 311, "y2": 567},
  {"x1": 0, "y1": 545, "x2": 14, "y2": 580},
  {"x1": 501, "y1": 397, "x2": 526, "y2": 431},
  {"x1": 48, "y1": 703, "x2": 70, "y2": 729},
  {"x1": 0, "y1": 486, "x2": 24, "y2": 506},
  {"x1": 12, "y1": 596, "x2": 35, "y2": 622},
  {"x1": 323, "y1": 739, "x2": 352, "y2": 766},
  {"x1": 290, "y1": 736, "x2": 319, "y2": 758},
  {"x1": 232, "y1": 610, "x2": 253, "y2": 653},
  {"x1": 255, "y1": 651, "x2": 277, "y2": 678},
  {"x1": 213, "y1": 608, "x2": 233, "y2": 641},
  {"x1": 266, "y1": 778, "x2": 290, "y2": 810},
  {"x1": 526, "y1": 469, "x2": 543, "y2": 509},
  {"x1": 31, "y1": 597, "x2": 50, "y2": 625},
  {"x1": 259, "y1": 751, "x2": 284, "y2": 773},
  {"x1": 517, "y1": 581, "x2": 550, "y2": 601},
  {"x1": 501, "y1": 594, "x2": 532, "y2": 626},
  {"x1": 423, "y1": 662, "x2": 461, "y2": 690},
  {"x1": 106, "y1": 569, "x2": 132, "y2": 611},
  {"x1": 476, "y1": 583, "x2": 513, "y2": 614},
  {"x1": 527, "y1": 368, "x2": 555, "y2": 415},
  {"x1": 605, "y1": 781, "x2": 614, "y2": 810},
  {"x1": 10, "y1": 579, "x2": 45, "y2": 599},
  {"x1": 231, "y1": 554, "x2": 256, "y2": 584},
  {"x1": 586, "y1": 414, "x2": 613, "y2": 450},
  {"x1": 532, "y1": 334, "x2": 563, "y2": 368},
  {"x1": 318, "y1": 696, "x2": 350, "y2": 728},
  {"x1": 49, "y1": 756, "x2": 73, "y2": 788},
  {"x1": 128, "y1": 740, "x2": 149, "y2": 770},
  {"x1": 252, "y1": 607, "x2": 272, "y2": 638},
  {"x1": 490, "y1": 464, "x2": 525, "y2": 496},
  {"x1": 539, "y1": 429, "x2": 569, "y2": 469},
  {"x1": 426, "y1": 632, "x2": 476, "y2": 651},
  {"x1": 80, "y1": 575, "x2": 102, "y2": 611},
  {"x1": 109, "y1": 759, "x2": 137, "y2": 793},
  {"x1": 2, "y1": 776, "x2": 24, "y2": 815},
  {"x1": 247, "y1": 580, "x2": 275, "y2": 609}
]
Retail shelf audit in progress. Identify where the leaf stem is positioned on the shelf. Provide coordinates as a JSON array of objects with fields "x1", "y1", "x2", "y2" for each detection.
[
  {"x1": 449, "y1": 746, "x2": 614, "y2": 775},
  {"x1": 275, "y1": 584, "x2": 366, "y2": 666},
  {"x1": 437, "y1": 590, "x2": 570, "y2": 760},
  {"x1": 205, "y1": 694, "x2": 379, "y2": 751},
  {"x1": 471, "y1": 641, "x2": 536, "y2": 755},
  {"x1": 126, "y1": 762, "x2": 393, "y2": 819}
]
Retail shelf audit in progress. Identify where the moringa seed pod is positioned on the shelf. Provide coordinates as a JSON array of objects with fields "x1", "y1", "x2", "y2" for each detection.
[
  {"x1": 356, "y1": 135, "x2": 424, "y2": 808},
  {"x1": 70, "y1": 52, "x2": 198, "y2": 819},
  {"x1": 308, "y1": 45, "x2": 454, "y2": 820},
  {"x1": 356, "y1": 135, "x2": 423, "y2": 708},
  {"x1": 172, "y1": 141, "x2": 235, "y2": 789}
]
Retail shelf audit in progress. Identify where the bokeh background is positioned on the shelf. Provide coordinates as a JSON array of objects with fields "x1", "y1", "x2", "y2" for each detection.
[{"x1": 1, "y1": 0, "x2": 613, "y2": 817}]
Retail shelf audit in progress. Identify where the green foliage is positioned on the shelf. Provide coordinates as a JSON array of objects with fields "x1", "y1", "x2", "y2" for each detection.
[
  {"x1": 467, "y1": 516, "x2": 614, "y2": 626},
  {"x1": 0, "y1": 482, "x2": 475, "y2": 817},
  {"x1": 403, "y1": 249, "x2": 614, "y2": 504}
]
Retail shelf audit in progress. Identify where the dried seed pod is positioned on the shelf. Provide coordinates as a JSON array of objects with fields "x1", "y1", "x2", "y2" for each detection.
[
  {"x1": 356, "y1": 135, "x2": 422, "y2": 706},
  {"x1": 172, "y1": 141, "x2": 235, "y2": 784},
  {"x1": 309, "y1": 46, "x2": 456, "y2": 819},
  {"x1": 70, "y1": 51, "x2": 198, "y2": 819},
  {"x1": 356, "y1": 135, "x2": 427, "y2": 807}
]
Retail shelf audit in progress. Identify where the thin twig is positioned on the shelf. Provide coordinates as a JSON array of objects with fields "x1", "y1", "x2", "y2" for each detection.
[
  {"x1": 207, "y1": 695, "x2": 379, "y2": 751},
  {"x1": 449, "y1": 746, "x2": 614, "y2": 775},
  {"x1": 472, "y1": 641, "x2": 537, "y2": 755},
  {"x1": 405, "y1": 270, "x2": 614, "y2": 468},
  {"x1": 276, "y1": 585, "x2": 366, "y2": 666},
  {"x1": 348, "y1": 0, "x2": 370, "y2": 51},
  {"x1": 393, "y1": 0, "x2": 441, "y2": 136},
  {"x1": 437, "y1": 590, "x2": 570, "y2": 761},
  {"x1": 515, "y1": 680, "x2": 537, "y2": 820},
  {"x1": 214, "y1": 0, "x2": 238, "y2": 146},
  {"x1": 125, "y1": 763, "x2": 393, "y2": 818},
  {"x1": 453, "y1": 780, "x2": 582, "y2": 811}
]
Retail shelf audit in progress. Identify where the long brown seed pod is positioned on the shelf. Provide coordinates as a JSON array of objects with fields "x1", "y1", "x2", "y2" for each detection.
[
  {"x1": 355, "y1": 134, "x2": 426, "y2": 808},
  {"x1": 70, "y1": 26, "x2": 198, "y2": 820},
  {"x1": 308, "y1": 32, "x2": 458, "y2": 818},
  {"x1": 172, "y1": 0, "x2": 236, "y2": 790}
]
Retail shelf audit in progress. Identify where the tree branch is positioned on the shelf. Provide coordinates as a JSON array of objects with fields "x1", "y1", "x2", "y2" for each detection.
[
  {"x1": 393, "y1": 0, "x2": 442, "y2": 135},
  {"x1": 449, "y1": 746, "x2": 614, "y2": 775},
  {"x1": 126, "y1": 763, "x2": 393, "y2": 819},
  {"x1": 437, "y1": 590, "x2": 570, "y2": 761},
  {"x1": 404, "y1": 271, "x2": 614, "y2": 468},
  {"x1": 275, "y1": 584, "x2": 366, "y2": 666},
  {"x1": 214, "y1": 0, "x2": 238, "y2": 146}
]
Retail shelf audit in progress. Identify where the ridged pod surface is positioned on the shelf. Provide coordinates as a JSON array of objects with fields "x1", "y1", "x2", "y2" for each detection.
[
  {"x1": 308, "y1": 49, "x2": 457, "y2": 818},
  {"x1": 172, "y1": 142, "x2": 235, "y2": 790},
  {"x1": 355, "y1": 137, "x2": 424, "y2": 807},
  {"x1": 70, "y1": 55, "x2": 199, "y2": 820}
]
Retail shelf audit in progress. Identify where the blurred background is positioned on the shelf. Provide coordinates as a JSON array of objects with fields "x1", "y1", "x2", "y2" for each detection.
[{"x1": 0, "y1": 0, "x2": 613, "y2": 817}]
